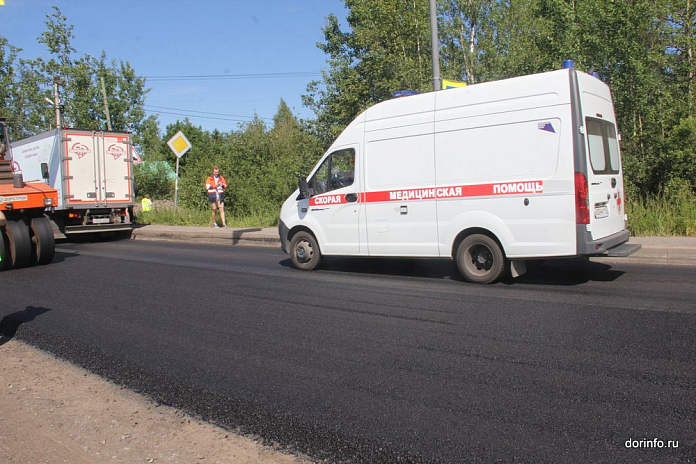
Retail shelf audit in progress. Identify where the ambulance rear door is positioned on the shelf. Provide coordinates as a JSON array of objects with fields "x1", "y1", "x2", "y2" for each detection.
[{"x1": 577, "y1": 74, "x2": 626, "y2": 241}]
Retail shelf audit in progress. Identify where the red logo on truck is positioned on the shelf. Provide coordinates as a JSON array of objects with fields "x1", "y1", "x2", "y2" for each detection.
[
  {"x1": 70, "y1": 143, "x2": 90, "y2": 159},
  {"x1": 106, "y1": 144, "x2": 125, "y2": 160}
]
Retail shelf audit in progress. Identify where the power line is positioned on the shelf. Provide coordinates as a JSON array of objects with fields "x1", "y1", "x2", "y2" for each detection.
[
  {"x1": 144, "y1": 104, "x2": 273, "y2": 121},
  {"x1": 144, "y1": 108, "x2": 259, "y2": 124}
]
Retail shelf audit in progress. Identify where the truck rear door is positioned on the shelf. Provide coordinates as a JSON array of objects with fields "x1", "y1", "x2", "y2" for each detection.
[{"x1": 64, "y1": 131, "x2": 132, "y2": 207}]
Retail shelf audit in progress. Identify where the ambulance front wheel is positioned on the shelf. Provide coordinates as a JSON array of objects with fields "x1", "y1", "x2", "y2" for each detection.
[
  {"x1": 456, "y1": 234, "x2": 505, "y2": 284},
  {"x1": 290, "y1": 231, "x2": 322, "y2": 271}
]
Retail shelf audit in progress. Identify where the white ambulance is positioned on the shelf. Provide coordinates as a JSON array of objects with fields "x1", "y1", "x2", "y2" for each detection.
[{"x1": 279, "y1": 65, "x2": 641, "y2": 283}]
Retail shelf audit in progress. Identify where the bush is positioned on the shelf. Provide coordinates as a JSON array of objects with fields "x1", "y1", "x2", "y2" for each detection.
[{"x1": 134, "y1": 161, "x2": 175, "y2": 199}]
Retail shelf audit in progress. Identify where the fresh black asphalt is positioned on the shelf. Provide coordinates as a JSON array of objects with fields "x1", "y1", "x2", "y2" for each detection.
[{"x1": 1, "y1": 239, "x2": 695, "y2": 463}]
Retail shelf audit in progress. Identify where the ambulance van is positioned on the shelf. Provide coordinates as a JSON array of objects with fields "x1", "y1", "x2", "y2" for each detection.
[{"x1": 279, "y1": 65, "x2": 641, "y2": 283}]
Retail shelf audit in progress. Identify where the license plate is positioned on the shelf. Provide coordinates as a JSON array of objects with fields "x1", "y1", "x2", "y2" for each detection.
[
  {"x1": 594, "y1": 205, "x2": 609, "y2": 219},
  {"x1": 92, "y1": 217, "x2": 110, "y2": 224}
]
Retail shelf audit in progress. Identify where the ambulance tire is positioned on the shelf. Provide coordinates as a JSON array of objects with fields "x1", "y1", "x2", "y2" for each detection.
[
  {"x1": 30, "y1": 216, "x2": 56, "y2": 265},
  {"x1": 290, "y1": 231, "x2": 322, "y2": 271},
  {"x1": 5, "y1": 219, "x2": 32, "y2": 269},
  {"x1": 456, "y1": 234, "x2": 505, "y2": 284}
]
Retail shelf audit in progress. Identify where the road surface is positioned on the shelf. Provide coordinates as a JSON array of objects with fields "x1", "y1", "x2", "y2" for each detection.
[{"x1": 2, "y1": 239, "x2": 694, "y2": 463}]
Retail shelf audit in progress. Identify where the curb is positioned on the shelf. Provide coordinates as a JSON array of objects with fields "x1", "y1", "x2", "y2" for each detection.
[
  {"x1": 130, "y1": 225, "x2": 696, "y2": 266},
  {"x1": 131, "y1": 225, "x2": 280, "y2": 247}
]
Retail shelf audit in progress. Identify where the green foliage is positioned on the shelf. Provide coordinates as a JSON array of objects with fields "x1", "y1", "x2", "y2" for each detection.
[
  {"x1": 136, "y1": 203, "x2": 279, "y2": 228},
  {"x1": 133, "y1": 115, "x2": 166, "y2": 160},
  {"x1": 307, "y1": 0, "x2": 696, "y2": 198},
  {"x1": 627, "y1": 190, "x2": 696, "y2": 236},
  {"x1": 5, "y1": 1, "x2": 695, "y2": 233},
  {"x1": 174, "y1": 103, "x2": 323, "y2": 218},
  {"x1": 134, "y1": 162, "x2": 175, "y2": 200},
  {"x1": 1, "y1": 6, "x2": 148, "y2": 137},
  {"x1": 135, "y1": 204, "x2": 211, "y2": 227},
  {"x1": 304, "y1": 0, "x2": 434, "y2": 144}
]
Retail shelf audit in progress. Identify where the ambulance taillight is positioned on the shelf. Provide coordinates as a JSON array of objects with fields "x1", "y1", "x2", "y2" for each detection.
[{"x1": 574, "y1": 171, "x2": 590, "y2": 225}]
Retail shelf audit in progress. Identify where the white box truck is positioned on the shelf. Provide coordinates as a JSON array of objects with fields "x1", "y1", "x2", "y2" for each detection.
[
  {"x1": 279, "y1": 65, "x2": 641, "y2": 283},
  {"x1": 10, "y1": 129, "x2": 135, "y2": 237}
]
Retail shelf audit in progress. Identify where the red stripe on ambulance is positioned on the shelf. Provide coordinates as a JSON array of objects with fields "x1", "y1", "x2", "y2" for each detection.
[
  {"x1": 309, "y1": 181, "x2": 543, "y2": 206},
  {"x1": 364, "y1": 181, "x2": 543, "y2": 203},
  {"x1": 309, "y1": 194, "x2": 345, "y2": 206}
]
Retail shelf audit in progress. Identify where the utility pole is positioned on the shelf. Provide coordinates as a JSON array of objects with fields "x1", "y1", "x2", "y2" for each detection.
[
  {"x1": 100, "y1": 76, "x2": 113, "y2": 131},
  {"x1": 53, "y1": 77, "x2": 63, "y2": 128},
  {"x1": 429, "y1": 0, "x2": 441, "y2": 92}
]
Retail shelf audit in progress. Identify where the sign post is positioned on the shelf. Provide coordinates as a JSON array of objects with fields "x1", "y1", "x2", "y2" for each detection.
[{"x1": 166, "y1": 131, "x2": 192, "y2": 208}]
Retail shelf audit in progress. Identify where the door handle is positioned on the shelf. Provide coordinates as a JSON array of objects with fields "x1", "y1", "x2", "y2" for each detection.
[{"x1": 345, "y1": 193, "x2": 358, "y2": 203}]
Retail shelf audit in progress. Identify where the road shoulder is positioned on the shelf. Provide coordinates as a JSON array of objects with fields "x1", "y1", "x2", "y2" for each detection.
[{"x1": 0, "y1": 339, "x2": 308, "y2": 463}]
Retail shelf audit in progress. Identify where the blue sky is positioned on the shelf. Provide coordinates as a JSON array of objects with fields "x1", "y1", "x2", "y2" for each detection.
[{"x1": 1, "y1": 0, "x2": 348, "y2": 133}]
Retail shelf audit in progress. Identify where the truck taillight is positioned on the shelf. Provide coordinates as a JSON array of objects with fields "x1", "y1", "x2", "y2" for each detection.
[{"x1": 575, "y1": 171, "x2": 589, "y2": 225}]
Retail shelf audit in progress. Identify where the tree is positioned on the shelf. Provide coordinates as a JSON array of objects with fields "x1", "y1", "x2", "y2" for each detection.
[
  {"x1": 4, "y1": 6, "x2": 148, "y2": 135},
  {"x1": 304, "y1": 0, "x2": 433, "y2": 143},
  {"x1": 308, "y1": 0, "x2": 694, "y2": 196},
  {"x1": 0, "y1": 37, "x2": 19, "y2": 118}
]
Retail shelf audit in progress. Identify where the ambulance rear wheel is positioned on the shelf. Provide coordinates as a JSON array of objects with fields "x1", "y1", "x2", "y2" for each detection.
[
  {"x1": 30, "y1": 216, "x2": 56, "y2": 265},
  {"x1": 456, "y1": 234, "x2": 505, "y2": 284},
  {"x1": 290, "y1": 231, "x2": 321, "y2": 271},
  {"x1": 5, "y1": 219, "x2": 32, "y2": 269}
]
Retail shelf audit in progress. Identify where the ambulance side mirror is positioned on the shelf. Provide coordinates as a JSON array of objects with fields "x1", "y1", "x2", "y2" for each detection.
[
  {"x1": 41, "y1": 162, "x2": 49, "y2": 182},
  {"x1": 298, "y1": 177, "x2": 310, "y2": 199}
]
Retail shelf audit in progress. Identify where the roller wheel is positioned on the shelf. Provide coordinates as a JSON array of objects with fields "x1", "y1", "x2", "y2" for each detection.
[
  {"x1": 456, "y1": 234, "x2": 505, "y2": 284},
  {"x1": 289, "y1": 231, "x2": 321, "y2": 271},
  {"x1": 5, "y1": 219, "x2": 32, "y2": 269},
  {"x1": 30, "y1": 216, "x2": 56, "y2": 265},
  {"x1": 0, "y1": 227, "x2": 9, "y2": 271}
]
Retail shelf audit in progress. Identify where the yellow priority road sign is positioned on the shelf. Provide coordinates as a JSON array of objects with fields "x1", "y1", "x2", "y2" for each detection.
[
  {"x1": 167, "y1": 131, "x2": 191, "y2": 158},
  {"x1": 442, "y1": 79, "x2": 467, "y2": 89}
]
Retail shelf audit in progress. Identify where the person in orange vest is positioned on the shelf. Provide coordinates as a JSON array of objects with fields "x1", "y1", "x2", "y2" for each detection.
[{"x1": 205, "y1": 166, "x2": 227, "y2": 228}]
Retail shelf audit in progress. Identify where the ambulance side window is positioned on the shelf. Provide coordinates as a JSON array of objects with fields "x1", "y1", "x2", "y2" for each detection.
[
  {"x1": 586, "y1": 118, "x2": 620, "y2": 175},
  {"x1": 330, "y1": 149, "x2": 355, "y2": 190},
  {"x1": 308, "y1": 148, "x2": 355, "y2": 196},
  {"x1": 308, "y1": 157, "x2": 330, "y2": 195}
]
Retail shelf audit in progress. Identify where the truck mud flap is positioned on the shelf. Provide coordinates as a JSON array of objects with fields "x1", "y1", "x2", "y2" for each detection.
[{"x1": 606, "y1": 242, "x2": 642, "y2": 257}]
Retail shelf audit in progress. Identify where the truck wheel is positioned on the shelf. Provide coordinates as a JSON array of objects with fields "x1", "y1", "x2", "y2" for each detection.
[
  {"x1": 5, "y1": 219, "x2": 32, "y2": 269},
  {"x1": 30, "y1": 216, "x2": 56, "y2": 265},
  {"x1": 289, "y1": 231, "x2": 321, "y2": 271},
  {"x1": 456, "y1": 234, "x2": 505, "y2": 284}
]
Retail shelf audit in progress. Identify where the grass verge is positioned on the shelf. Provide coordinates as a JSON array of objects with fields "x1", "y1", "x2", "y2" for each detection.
[
  {"x1": 135, "y1": 201, "x2": 278, "y2": 228},
  {"x1": 134, "y1": 197, "x2": 696, "y2": 237},
  {"x1": 626, "y1": 195, "x2": 696, "y2": 236}
]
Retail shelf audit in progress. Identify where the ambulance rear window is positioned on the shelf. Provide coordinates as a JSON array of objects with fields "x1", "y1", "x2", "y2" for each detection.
[{"x1": 586, "y1": 117, "x2": 620, "y2": 175}]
